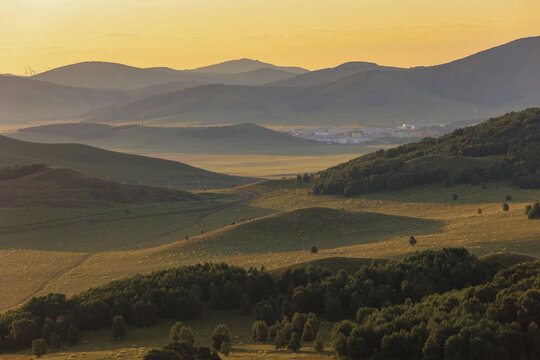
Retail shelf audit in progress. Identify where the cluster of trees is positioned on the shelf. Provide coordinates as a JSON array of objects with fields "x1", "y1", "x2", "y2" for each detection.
[
  {"x1": 145, "y1": 322, "x2": 229, "y2": 359},
  {"x1": 252, "y1": 312, "x2": 324, "y2": 352},
  {"x1": 330, "y1": 260, "x2": 540, "y2": 359},
  {"x1": 0, "y1": 249, "x2": 514, "y2": 354},
  {"x1": 312, "y1": 108, "x2": 540, "y2": 196}
]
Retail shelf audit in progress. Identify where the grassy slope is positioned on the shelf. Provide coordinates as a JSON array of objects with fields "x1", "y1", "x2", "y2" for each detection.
[
  {"x1": 0, "y1": 166, "x2": 199, "y2": 207},
  {"x1": 0, "y1": 135, "x2": 255, "y2": 189}
]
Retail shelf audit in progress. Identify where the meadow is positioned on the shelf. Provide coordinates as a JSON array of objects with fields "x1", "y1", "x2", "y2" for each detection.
[{"x1": 0, "y1": 176, "x2": 538, "y2": 359}]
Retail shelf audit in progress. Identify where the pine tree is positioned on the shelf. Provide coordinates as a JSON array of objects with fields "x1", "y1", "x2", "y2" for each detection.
[
  {"x1": 32, "y1": 338, "x2": 47, "y2": 358},
  {"x1": 302, "y1": 321, "x2": 315, "y2": 342},
  {"x1": 112, "y1": 315, "x2": 126, "y2": 339},
  {"x1": 314, "y1": 332, "x2": 324, "y2": 352},
  {"x1": 274, "y1": 330, "x2": 288, "y2": 349},
  {"x1": 287, "y1": 332, "x2": 301, "y2": 352}
]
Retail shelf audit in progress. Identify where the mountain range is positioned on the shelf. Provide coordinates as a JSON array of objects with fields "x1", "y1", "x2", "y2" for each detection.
[{"x1": 1, "y1": 36, "x2": 539, "y2": 126}]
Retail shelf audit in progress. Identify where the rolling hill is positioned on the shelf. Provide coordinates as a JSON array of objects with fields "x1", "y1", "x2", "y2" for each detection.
[
  {"x1": 32, "y1": 60, "x2": 303, "y2": 90},
  {"x1": 311, "y1": 108, "x2": 540, "y2": 196},
  {"x1": 190, "y1": 58, "x2": 308, "y2": 74},
  {"x1": 8, "y1": 122, "x2": 368, "y2": 155},
  {"x1": 0, "y1": 75, "x2": 130, "y2": 123},
  {"x1": 268, "y1": 61, "x2": 401, "y2": 87},
  {"x1": 0, "y1": 135, "x2": 256, "y2": 189},
  {"x1": 0, "y1": 164, "x2": 200, "y2": 207},
  {"x1": 84, "y1": 36, "x2": 540, "y2": 126}
]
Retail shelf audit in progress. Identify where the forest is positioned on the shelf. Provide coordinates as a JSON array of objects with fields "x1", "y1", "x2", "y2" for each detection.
[
  {"x1": 1, "y1": 248, "x2": 538, "y2": 359},
  {"x1": 312, "y1": 108, "x2": 540, "y2": 196}
]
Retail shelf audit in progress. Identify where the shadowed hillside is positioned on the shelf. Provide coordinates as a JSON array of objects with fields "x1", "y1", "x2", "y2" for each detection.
[
  {"x1": 0, "y1": 135, "x2": 256, "y2": 189},
  {"x1": 84, "y1": 37, "x2": 540, "y2": 126},
  {"x1": 0, "y1": 75, "x2": 130, "y2": 123},
  {"x1": 0, "y1": 164, "x2": 200, "y2": 207},
  {"x1": 9, "y1": 122, "x2": 371, "y2": 155}
]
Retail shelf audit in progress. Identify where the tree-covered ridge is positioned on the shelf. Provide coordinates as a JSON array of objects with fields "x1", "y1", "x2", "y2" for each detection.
[
  {"x1": 0, "y1": 249, "x2": 504, "y2": 353},
  {"x1": 312, "y1": 108, "x2": 540, "y2": 196},
  {"x1": 331, "y1": 260, "x2": 540, "y2": 359}
]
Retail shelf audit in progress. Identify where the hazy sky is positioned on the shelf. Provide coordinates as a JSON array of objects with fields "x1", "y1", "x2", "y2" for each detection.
[{"x1": 1, "y1": 0, "x2": 539, "y2": 75}]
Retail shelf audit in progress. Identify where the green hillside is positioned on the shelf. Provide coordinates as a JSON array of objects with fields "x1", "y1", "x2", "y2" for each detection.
[
  {"x1": 312, "y1": 108, "x2": 540, "y2": 196},
  {"x1": 0, "y1": 135, "x2": 256, "y2": 190}
]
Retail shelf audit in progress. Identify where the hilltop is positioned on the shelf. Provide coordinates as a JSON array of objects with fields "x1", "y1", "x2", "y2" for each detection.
[
  {"x1": 268, "y1": 61, "x2": 401, "y2": 86},
  {"x1": 190, "y1": 58, "x2": 308, "y2": 74},
  {"x1": 0, "y1": 135, "x2": 256, "y2": 189},
  {"x1": 84, "y1": 36, "x2": 540, "y2": 126},
  {"x1": 0, "y1": 164, "x2": 200, "y2": 207},
  {"x1": 31, "y1": 60, "x2": 303, "y2": 90},
  {"x1": 312, "y1": 108, "x2": 540, "y2": 196}
]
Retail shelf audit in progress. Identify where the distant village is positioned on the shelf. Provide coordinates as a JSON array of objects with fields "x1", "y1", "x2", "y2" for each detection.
[{"x1": 281, "y1": 123, "x2": 448, "y2": 144}]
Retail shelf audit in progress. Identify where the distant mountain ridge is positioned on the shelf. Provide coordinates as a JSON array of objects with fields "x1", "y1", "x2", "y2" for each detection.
[
  {"x1": 31, "y1": 59, "x2": 306, "y2": 89},
  {"x1": 190, "y1": 58, "x2": 308, "y2": 74},
  {"x1": 83, "y1": 36, "x2": 540, "y2": 126}
]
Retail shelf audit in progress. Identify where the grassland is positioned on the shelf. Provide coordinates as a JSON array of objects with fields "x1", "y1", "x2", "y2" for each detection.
[{"x1": 0, "y1": 177, "x2": 539, "y2": 359}]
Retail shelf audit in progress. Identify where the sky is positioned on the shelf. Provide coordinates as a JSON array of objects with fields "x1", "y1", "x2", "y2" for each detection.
[{"x1": 0, "y1": 0, "x2": 539, "y2": 75}]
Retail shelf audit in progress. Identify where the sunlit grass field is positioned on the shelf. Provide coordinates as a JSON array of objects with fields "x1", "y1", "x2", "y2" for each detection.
[{"x1": 0, "y1": 176, "x2": 539, "y2": 359}]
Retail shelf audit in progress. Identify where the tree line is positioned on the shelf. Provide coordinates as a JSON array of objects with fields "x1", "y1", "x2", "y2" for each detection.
[{"x1": 0, "y1": 248, "x2": 507, "y2": 355}]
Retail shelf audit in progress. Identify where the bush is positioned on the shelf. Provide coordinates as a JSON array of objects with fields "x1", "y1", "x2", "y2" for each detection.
[
  {"x1": 252, "y1": 321, "x2": 268, "y2": 342},
  {"x1": 32, "y1": 338, "x2": 47, "y2": 358},
  {"x1": 409, "y1": 236, "x2": 417, "y2": 246},
  {"x1": 453, "y1": 193, "x2": 458, "y2": 200},
  {"x1": 211, "y1": 324, "x2": 230, "y2": 350},
  {"x1": 274, "y1": 330, "x2": 288, "y2": 349},
  {"x1": 311, "y1": 246, "x2": 318, "y2": 254},
  {"x1": 314, "y1": 332, "x2": 325, "y2": 352},
  {"x1": 503, "y1": 202, "x2": 509, "y2": 211},
  {"x1": 112, "y1": 315, "x2": 125, "y2": 339},
  {"x1": 526, "y1": 201, "x2": 540, "y2": 219},
  {"x1": 287, "y1": 332, "x2": 301, "y2": 352},
  {"x1": 301, "y1": 320, "x2": 315, "y2": 342},
  {"x1": 478, "y1": 208, "x2": 482, "y2": 214},
  {"x1": 220, "y1": 341, "x2": 231, "y2": 356}
]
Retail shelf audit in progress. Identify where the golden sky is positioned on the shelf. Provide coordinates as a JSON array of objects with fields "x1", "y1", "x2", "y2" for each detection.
[{"x1": 1, "y1": 0, "x2": 539, "y2": 75}]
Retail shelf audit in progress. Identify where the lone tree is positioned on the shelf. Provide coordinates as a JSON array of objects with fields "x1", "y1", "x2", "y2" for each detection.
[
  {"x1": 452, "y1": 193, "x2": 458, "y2": 200},
  {"x1": 112, "y1": 315, "x2": 126, "y2": 339},
  {"x1": 409, "y1": 236, "x2": 417, "y2": 246},
  {"x1": 478, "y1": 208, "x2": 482, "y2": 214},
  {"x1": 503, "y1": 203, "x2": 510, "y2": 211},
  {"x1": 32, "y1": 338, "x2": 47, "y2": 358},
  {"x1": 211, "y1": 324, "x2": 230, "y2": 350},
  {"x1": 526, "y1": 201, "x2": 540, "y2": 219},
  {"x1": 287, "y1": 332, "x2": 301, "y2": 352},
  {"x1": 252, "y1": 320, "x2": 268, "y2": 342},
  {"x1": 311, "y1": 246, "x2": 318, "y2": 254},
  {"x1": 314, "y1": 332, "x2": 325, "y2": 352}
]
